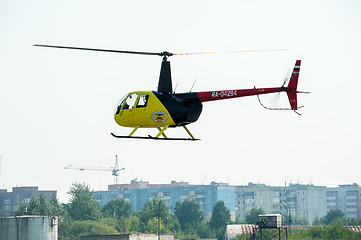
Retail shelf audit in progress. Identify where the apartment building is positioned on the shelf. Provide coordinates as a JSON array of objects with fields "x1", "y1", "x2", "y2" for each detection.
[
  {"x1": 327, "y1": 183, "x2": 361, "y2": 219},
  {"x1": 235, "y1": 183, "x2": 327, "y2": 224},
  {"x1": 235, "y1": 183, "x2": 283, "y2": 220},
  {"x1": 94, "y1": 180, "x2": 236, "y2": 221},
  {"x1": 0, "y1": 186, "x2": 57, "y2": 216},
  {"x1": 92, "y1": 180, "x2": 361, "y2": 224},
  {"x1": 286, "y1": 184, "x2": 327, "y2": 223}
]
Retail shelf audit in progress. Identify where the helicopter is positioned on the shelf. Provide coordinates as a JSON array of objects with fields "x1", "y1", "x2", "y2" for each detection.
[{"x1": 34, "y1": 45, "x2": 308, "y2": 141}]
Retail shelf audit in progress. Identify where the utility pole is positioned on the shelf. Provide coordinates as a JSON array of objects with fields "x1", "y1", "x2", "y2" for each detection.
[
  {"x1": 158, "y1": 211, "x2": 160, "y2": 240},
  {"x1": 283, "y1": 201, "x2": 291, "y2": 235}
]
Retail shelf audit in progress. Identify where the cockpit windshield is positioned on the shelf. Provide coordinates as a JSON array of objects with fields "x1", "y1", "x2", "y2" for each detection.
[{"x1": 114, "y1": 94, "x2": 127, "y2": 115}]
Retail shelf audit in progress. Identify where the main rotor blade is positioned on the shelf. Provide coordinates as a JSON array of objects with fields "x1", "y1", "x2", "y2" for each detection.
[
  {"x1": 34, "y1": 44, "x2": 161, "y2": 56},
  {"x1": 174, "y1": 49, "x2": 289, "y2": 55},
  {"x1": 34, "y1": 44, "x2": 288, "y2": 57}
]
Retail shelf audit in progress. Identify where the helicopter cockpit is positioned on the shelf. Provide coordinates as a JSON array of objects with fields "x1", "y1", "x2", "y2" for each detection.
[{"x1": 114, "y1": 93, "x2": 149, "y2": 115}]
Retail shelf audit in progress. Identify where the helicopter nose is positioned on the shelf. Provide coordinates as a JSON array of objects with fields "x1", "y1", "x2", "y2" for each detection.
[{"x1": 114, "y1": 112, "x2": 124, "y2": 127}]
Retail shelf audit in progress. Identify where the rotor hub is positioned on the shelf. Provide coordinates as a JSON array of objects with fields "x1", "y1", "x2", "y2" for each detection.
[{"x1": 159, "y1": 51, "x2": 173, "y2": 61}]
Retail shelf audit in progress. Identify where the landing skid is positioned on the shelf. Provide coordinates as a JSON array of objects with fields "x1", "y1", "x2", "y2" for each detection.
[
  {"x1": 111, "y1": 133, "x2": 200, "y2": 141},
  {"x1": 111, "y1": 125, "x2": 199, "y2": 141}
]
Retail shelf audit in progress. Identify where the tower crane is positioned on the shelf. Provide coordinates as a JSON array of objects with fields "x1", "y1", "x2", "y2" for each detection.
[{"x1": 64, "y1": 155, "x2": 125, "y2": 184}]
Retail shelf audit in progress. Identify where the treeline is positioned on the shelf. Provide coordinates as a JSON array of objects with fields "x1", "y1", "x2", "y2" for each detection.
[
  {"x1": 15, "y1": 183, "x2": 361, "y2": 240},
  {"x1": 15, "y1": 183, "x2": 232, "y2": 240},
  {"x1": 237, "y1": 207, "x2": 361, "y2": 240},
  {"x1": 243, "y1": 207, "x2": 361, "y2": 226},
  {"x1": 234, "y1": 224, "x2": 361, "y2": 240}
]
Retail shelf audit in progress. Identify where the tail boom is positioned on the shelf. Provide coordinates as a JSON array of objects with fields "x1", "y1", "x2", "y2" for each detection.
[
  {"x1": 196, "y1": 87, "x2": 282, "y2": 102},
  {"x1": 196, "y1": 60, "x2": 306, "y2": 113}
]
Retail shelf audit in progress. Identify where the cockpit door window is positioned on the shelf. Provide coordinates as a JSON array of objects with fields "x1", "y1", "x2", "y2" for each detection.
[
  {"x1": 136, "y1": 94, "x2": 149, "y2": 108},
  {"x1": 122, "y1": 93, "x2": 138, "y2": 110}
]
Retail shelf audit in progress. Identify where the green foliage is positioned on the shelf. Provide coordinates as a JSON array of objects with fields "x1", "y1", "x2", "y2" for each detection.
[
  {"x1": 321, "y1": 208, "x2": 346, "y2": 225},
  {"x1": 305, "y1": 225, "x2": 324, "y2": 239},
  {"x1": 283, "y1": 214, "x2": 309, "y2": 225},
  {"x1": 168, "y1": 215, "x2": 181, "y2": 234},
  {"x1": 245, "y1": 207, "x2": 265, "y2": 224},
  {"x1": 102, "y1": 198, "x2": 132, "y2": 219},
  {"x1": 174, "y1": 199, "x2": 204, "y2": 232},
  {"x1": 312, "y1": 217, "x2": 322, "y2": 225},
  {"x1": 14, "y1": 194, "x2": 60, "y2": 216},
  {"x1": 143, "y1": 217, "x2": 169, "y2": 234},
  {"x1": 197, "y1": 221, "x2": 214, "y2": 238},
  {"x1": 117, "y1": 215, "x2": 141, "y2": 234},
  {"x1": 210, "y1": 200, "x2": 231, "y2": 230},
  {"x1": 313, "y1": 209, "x2": 361, "y2": 226},
  {"x1": 210, "y1": 201, "x2": 231, "y2": 240},
  {"x1": 138, "y1": 198, "x2": 170, "y2": 224},
  {"x1": 67, "y1": 182, "x2": 102, "y2": 221},
  {"x1": 287, "y1": 224, "x2": 361, "y2": 240},
  {"x1": 233, "y1": 233, "x2": 251, "y2": 240},
  {"x1": 53, "y1": 184, "x2": 361, "y2": 240},
  {"x1": 66, "y1": 219, "x2": 119, "y2": 239},
  {"x1": 324, "y1": 223, "x2": 355, "y2": 240}
]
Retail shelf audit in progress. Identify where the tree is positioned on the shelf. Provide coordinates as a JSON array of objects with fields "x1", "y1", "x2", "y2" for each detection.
[
  {"x1": 210, "y1": 201, "x2": 231, "y2": 240},
  {"x1": 197, "y1": 221, "x2": 214, "y2": 239},
  {"x1": 67, "y1": 219, "x2": 119, "y2": 238},
  {"x1": 301, "y1": 223, "x2": 360, "y2": 240},
  {"x1": 321, "y1": 208, "x2": 346, "y2": 225},
  {"x1": 245, "y1": 207, "x2": 265, "y2": 224},
  {"x1": 102, "y1": 198, "x2": 132, "y2": 219},
  {"x1": 210, "y1": 200, "x2": 231, "y2": 230},
  {"x1": 14, "y1": 194, "x2": 59, "y2": 216},
  {"x1": 283, "y1": 214, "x2": 308, "y2": 225},
  {"x1": 49, "y1": 195, "x2": 63, "y2": 216},
  {"x1": 174, "y1": 199, "x2": 204, "y2": 231},
  {"x1": 138, "y1": 198, "x2": 170, "y2": 232},
  {"x1": 67, "y1": 182, "x2": 102, "y2": 221},
  {"x1": 118, "y1": 215, "x2": 141, "y2": 234}
]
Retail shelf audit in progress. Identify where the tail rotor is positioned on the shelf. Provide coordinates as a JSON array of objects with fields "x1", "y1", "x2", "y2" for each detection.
[{"x1": 257, "y1": 60, "x2": 309, "y2": 115}]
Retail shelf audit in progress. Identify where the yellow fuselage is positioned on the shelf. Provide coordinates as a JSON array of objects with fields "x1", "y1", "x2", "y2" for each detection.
[{"x1": 114, "y1": 91, "x2": 175, "y2": 128}]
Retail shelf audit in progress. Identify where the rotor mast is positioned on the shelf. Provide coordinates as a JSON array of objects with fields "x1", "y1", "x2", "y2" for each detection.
[{"x1": 158, "y1": 52, "x2": 173, "y2": 94}]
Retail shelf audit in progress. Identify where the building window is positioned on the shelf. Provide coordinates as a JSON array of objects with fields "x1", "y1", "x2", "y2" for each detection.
[
  {"x1": 4, "y1": 199, "x2": 10, "y2": 204},
  {"x1": 346, "y1": 191, "x2": 357, "y2": 196},
  {"x1": 327, "y1": 191, "x2": 337, "y2": 197},
  {"x1": 195, "y1": 190, "x2": 204, "y2": 196},
  {"x1": 180, "y1": 191, "x2": 188, "y2": 196},
  {"x1": 346, "y1": 205, "x2": 357, "y2": 209}
]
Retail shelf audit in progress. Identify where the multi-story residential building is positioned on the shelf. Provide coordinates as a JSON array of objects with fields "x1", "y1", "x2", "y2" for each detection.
[
  {"x1": 235, "y1": 183, "x2": 283, "y2": 221},
  {"x1": 326, "y1": 183, "x2": 361, "y2": 219},
  {"x1": 285, "y1": 184, "x2": 327, "y2": 224},
  {"x1": 0, "y1": 186, "x2": 57, "y2": 216},
  {"x1": 94, "y1": 180, "x2": 236, "y2": 221},
  {"x1": 235, "y1": 183, "x2": 327, "y2": 224}
]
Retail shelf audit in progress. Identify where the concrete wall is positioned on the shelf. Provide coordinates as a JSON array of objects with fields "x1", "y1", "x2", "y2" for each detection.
[{"x1": 0, "y1": 216, "x2": 58, "y2": 240}]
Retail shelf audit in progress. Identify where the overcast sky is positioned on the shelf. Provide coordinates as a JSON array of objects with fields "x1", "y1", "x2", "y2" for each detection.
[{"x1": 1, "y1": 0, "x2": 360, "y2": 202}]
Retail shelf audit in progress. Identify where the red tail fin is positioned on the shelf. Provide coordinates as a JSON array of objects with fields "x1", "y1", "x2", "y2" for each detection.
[
  {"x1": 287, "y1": 60, "x2": 301, "y2": 110},
  {"x1": 288, "y1": 60, "x2": 301, "y2": 90}
]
